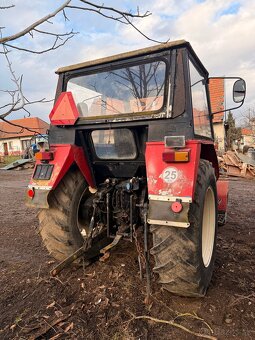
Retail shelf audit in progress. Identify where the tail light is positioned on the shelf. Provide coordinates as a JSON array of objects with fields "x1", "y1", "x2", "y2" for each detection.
[
  {"x1": 162, "y1": 149, "x2": 190, "y2": 163},
  {"x1": 35, "y1": 151, "x2": 54, "y2": 161}
]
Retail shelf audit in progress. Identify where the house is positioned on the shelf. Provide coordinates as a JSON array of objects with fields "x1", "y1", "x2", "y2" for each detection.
[
  {"x1": 209, "y1": 78, "x2": 225, "y2": 152},
  {"x1": 0, "y1": 117, "x2": 49, "y2": 156},
  {"x1": 240, "y1": 128, "x2": 255, "y2": 148}
]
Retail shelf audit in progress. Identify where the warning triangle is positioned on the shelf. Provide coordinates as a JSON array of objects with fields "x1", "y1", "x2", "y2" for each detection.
[{"x1": 49, "y1": 92, "x2": 79, "y2": 125}]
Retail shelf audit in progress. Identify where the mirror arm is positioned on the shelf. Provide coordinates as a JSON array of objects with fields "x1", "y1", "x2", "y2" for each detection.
[
  {"x1": 209, "y1": 76, "x2": 243, "y2": 81},
  {"x1": 209, "y1": 76, "x2": 246, "y2": 114},
  {"x1": 211, "y1": 100, "x2": 244, "y2": 115}
]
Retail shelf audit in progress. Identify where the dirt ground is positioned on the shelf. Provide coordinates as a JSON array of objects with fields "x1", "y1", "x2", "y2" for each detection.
[{"x1": 0, "y1": 170, "x2": 254, "y2": 340}]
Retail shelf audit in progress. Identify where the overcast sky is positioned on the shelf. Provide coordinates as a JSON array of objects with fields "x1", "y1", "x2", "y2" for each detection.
[{"x1": 0, "y1": 0, "x2": 254, "y2": 125}]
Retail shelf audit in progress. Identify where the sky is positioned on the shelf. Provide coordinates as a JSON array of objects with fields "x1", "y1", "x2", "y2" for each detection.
[{"x1": 0, "y1": 0, "x2": 254, "y2": 125}]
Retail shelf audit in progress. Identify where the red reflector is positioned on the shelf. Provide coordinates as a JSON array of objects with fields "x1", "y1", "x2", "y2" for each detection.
[
  {"x1": 162, "y1": 149, "x2": 190, "y2": 163},
  {"x1": 27, "y1": 188, "x2": 35, "y2": 198},
  {"x1": 49, "y1": 92, "x2": 79, "y2": 125},
  {"x1": 171, "y1": 201, "x2": 183, "y2": 213},
  {"x1": 162, "y1": 150, "x2": 175, "y2": 162}
]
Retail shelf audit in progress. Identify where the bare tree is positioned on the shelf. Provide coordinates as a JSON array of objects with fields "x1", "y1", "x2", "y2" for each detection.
[
  {"x1": 0, "y1": 1, "x2": 157, "y2": 134},
  {"x1": 108, "y1": 62, "x2": 165, "y2": 111}
]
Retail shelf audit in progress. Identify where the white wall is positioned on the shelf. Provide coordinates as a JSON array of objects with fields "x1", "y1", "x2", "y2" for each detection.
[{"x1": 0, "y1": 137, "x2": 32, "y2": 156}]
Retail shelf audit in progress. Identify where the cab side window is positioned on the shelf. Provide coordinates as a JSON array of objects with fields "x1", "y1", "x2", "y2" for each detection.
[{"x1": 189, "y1": 61, "x2": 212, "y2": 138}]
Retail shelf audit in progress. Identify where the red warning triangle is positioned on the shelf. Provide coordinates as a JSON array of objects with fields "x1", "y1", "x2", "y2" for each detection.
[{"x1": 49, "y1": 92, "x2": 79, "y2": 125}]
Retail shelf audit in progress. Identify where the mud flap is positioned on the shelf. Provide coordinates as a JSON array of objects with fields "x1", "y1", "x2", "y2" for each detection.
[
  {"x1": 25, "y1": 188, "x2": 50, "y2": 209},
  {"x1": 147, "y1": 196, "x2": 190, "y2": 227},
  {"x1": 217, "y1": 179, "x2": 229, "y2": 226}
]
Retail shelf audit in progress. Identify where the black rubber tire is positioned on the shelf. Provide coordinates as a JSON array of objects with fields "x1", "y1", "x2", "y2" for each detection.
[
  {"x1": 38, "y1": 169, "x2": 89, "y2": 261},
  {"x1": 150, "y1": 160, "x2": 218, "y2": 297}
]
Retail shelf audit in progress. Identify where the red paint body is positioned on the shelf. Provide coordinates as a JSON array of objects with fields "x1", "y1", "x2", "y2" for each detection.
[
  {"x1": 29, "y1": 144, "x2": 95, "y2": 189},
  {"x1": 146, "y1": 139, "x2": 225, "y2": 213},
  {"x1": 145, "y1": 140, "x2": 201, "y2": 199},
  {"x1": 217, "y1": 179, "x2": 229, "y2": 212}
]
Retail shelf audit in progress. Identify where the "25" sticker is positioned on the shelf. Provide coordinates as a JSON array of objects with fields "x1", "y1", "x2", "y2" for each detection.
[{"x1": 162, "y1": 167, "x2": 178, "y2": 183}]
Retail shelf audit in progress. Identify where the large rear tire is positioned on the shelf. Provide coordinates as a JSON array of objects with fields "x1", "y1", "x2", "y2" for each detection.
[
  {"x1": 150, "y1": 160, "x2": 217, "y2": 297},
  {"x1": 38, "y1": 169, "x2": 92, "y2": 261}
]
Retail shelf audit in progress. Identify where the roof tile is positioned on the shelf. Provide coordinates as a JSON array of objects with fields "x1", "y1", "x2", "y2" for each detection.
[{"x1": 0, "y1": 117, "x2": 49, "y2": 139}]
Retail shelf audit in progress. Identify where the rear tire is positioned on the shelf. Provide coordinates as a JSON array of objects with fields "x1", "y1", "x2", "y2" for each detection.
[
  {"x1": 38, "y1": 169, "x2": 90, "y2": 261},
  {"x1": 150, "y1": 160, "x2": 217, "y2": 297}
]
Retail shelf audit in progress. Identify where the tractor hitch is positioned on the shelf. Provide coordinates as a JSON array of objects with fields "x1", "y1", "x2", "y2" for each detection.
[{"x1": 50, "y1": 233, "x2": 111, "y2": 277}]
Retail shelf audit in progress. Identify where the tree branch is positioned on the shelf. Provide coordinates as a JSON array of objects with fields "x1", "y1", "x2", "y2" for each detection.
[
  {"x1": 0, "y1": 44, "x2": 25, "y2": 118},
  {"x1": 0, "y1": 40, "x2": 53, "y2": 119},
  {"x1": 78, "y1": 1, "x2": 151, "y2": 19},
  {"x1": 0, "y1": 5, "x2": 15, "y2": 10},
  {"x1": 33, "y1": 28, "x2": 77, "y2": 37},
  {"x1": 4, "y1": 34, "x2": 75, "y2": 54},
  {"x1": 0, "y1": 1, "x2": 164, "y2": 122},
  {"x1": 66, "y1": 5, "x2": 128, "y2": 24},
  {"x1": 0, "y1": 1, "x2": 71, "y2": 44},
  {"x1": 123, "y1": 14, "x2": 167, "y2": 44}
]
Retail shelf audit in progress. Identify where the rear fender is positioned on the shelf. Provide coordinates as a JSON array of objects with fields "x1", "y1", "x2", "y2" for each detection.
[
  {"x1": 145, "y1": 140, "x2": 217, "y2": 227},
  {"x1": 26, "y1": 144, "x2": 95, "y2": 208},
  {"x1": 217, "y1": 179, "x2": 229, "y2": 213},
  {"x1": 200, "y1": 142, "x2": 219, "y2": 179},
  {"x1": 146, "y1": 140, "x2": 201, "y2": 199}
]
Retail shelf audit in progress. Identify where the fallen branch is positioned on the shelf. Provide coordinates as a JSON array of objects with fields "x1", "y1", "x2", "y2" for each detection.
[
  {"x1": 152, "y1": 294, "x2": 213, "y2": 334},
  {"x1": 126, "y1": 310, "x2": 217, "y2": 340},
  {"x1": 174, "y1": 312, "x2": 213, "y2": 334}
]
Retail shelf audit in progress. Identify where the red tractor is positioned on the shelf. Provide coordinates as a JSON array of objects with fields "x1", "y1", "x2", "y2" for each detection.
[{"x1": 26, "y1": 40, "x2": 245, "y2": 297}]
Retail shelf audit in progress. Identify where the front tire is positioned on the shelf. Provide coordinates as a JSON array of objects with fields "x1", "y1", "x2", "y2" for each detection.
[{"x1": 150, "y1": 160, "x2": 218, "y2": 297}]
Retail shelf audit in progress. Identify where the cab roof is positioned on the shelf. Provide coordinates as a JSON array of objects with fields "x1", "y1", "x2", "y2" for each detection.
[{"x1": 56, "y1": 39, "x2": 208, "y2": 76}]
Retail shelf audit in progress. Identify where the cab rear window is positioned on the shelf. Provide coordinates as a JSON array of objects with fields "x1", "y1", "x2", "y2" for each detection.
[
  {"x1": 67, "y1": 60, "x2": 166, "y2": 119},
  {"x1": 91, "y1": 129, "x2": 137, "y2": 160}
]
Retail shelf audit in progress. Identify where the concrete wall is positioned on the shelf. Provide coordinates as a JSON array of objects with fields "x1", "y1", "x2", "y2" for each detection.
[{"x1": 213, "y1": 122, "x2": 225, "y2": 151}]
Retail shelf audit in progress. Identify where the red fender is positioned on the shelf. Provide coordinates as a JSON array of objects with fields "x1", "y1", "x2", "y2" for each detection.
[
  {"x1": 217, "y1": 179, "x2": 229, "y2": 213},
  {"x1": 145, "y1": 140, "x2": 201, "y2": 200},
  {"x1": 29, "y1": 144, "x2": 95, "y2": 190},
  {"x1": 145, "y1": 139, "x2": 219, "y2": 227}
]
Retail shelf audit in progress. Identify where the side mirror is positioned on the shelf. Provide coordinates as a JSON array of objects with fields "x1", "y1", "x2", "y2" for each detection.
[
  {"x1": 233, "y1": 79, "x2": 246, "y2": 103},
  {"x1": 209, "y1": 77, "x2": 246, "y2": 114}
]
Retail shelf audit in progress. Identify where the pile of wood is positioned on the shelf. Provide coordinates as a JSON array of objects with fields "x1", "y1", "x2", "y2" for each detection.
[{"x1": 218, "y1": 151, "x2": 255, "y2": 179}]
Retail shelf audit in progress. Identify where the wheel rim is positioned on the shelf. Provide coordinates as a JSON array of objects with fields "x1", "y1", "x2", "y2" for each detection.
[{"x1": 202, "y1": 186, "x2": 216, "y2": 267}]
